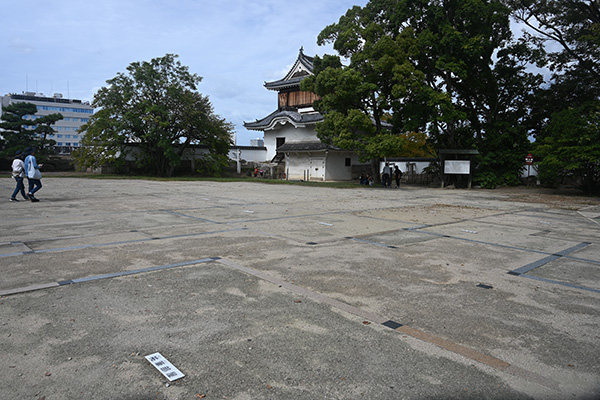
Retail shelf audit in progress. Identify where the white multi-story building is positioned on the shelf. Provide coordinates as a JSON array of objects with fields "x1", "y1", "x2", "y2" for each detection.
[{"x1": 1, "y1": 92, "x2": 94, "y2": 154}]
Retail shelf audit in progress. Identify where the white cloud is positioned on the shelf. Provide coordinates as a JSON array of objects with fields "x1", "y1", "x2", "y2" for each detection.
[
  {"x1": 0, "y1": 0, "x2": 368, "y2": 144},
  {"x1": 8, "y1": 37, "x2": 35, "y2": 54}
]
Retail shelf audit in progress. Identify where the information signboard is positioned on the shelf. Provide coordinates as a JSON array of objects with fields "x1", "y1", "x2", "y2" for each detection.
[{"x1": 444, "y1": 160, "x2": 471, "y2": 174}]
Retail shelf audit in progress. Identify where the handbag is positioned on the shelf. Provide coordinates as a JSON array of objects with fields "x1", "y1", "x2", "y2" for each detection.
[{"x1": 27, "y1": 162, "x2": 42, "y2": 180}]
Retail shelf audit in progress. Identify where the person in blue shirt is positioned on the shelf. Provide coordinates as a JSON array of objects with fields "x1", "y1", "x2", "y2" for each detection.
[{"x1": 23, "y1": 147, "x2": 43, "y2": 202}]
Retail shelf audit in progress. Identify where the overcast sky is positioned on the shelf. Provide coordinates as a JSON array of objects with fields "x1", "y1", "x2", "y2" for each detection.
[{"x1": 1, "y1": 0, "x2": 368, "y2": 145}]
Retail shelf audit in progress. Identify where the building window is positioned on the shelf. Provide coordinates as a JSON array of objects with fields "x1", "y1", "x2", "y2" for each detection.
[
  {"x1": 345, "y1": 158, "x2": 351, "y2": 167},
  {"x1": 276, "y1": 137, "x2": 285, "y2": 149},
  {"x1": 57, "y1": 142, "x2": 63, "y2": 146}
]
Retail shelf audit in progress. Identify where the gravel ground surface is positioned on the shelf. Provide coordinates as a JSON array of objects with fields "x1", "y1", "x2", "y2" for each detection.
[{"x1": 1, "y1": 177, "x2": 599, "y2": 400}]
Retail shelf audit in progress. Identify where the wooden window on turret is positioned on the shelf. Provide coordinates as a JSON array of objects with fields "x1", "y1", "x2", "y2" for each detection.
[{"x1": 278, "y1": 90, "x2": 320, "y2": 109}]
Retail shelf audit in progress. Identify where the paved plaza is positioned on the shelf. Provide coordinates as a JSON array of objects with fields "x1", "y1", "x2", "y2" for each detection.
[{"x1": 1, "y1": 177, "x2": 599, "y2": 399}]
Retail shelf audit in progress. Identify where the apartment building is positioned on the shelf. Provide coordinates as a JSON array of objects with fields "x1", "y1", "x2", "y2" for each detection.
[{"x1": 1, "y1": 92, "x2": 94, "y2": 154}]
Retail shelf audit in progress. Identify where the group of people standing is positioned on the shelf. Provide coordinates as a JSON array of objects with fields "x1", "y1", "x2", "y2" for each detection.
[
  {"x1": 381, "y1": 162, "x2": 403, "y2": 188},
  {"x1": 10, "y1": 147, "x2": 43, "y2": 202},
  {"x1": 359, "y1": 163, "x2": 404, "y2": 188}
]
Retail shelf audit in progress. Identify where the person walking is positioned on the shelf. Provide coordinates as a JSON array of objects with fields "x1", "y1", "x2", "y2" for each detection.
[
  {"x1": 394, "y1": 165, "x2": 403, "y2": 188},
  {"x1": 24, "y1": 148, "x2": 42, "y2": 202},
  {"x1": 10, "y1": 150, "x2": 29, "y2": 201},
  {"x1": 382, "y1": 162, "x2": 391, "y2": 188}
]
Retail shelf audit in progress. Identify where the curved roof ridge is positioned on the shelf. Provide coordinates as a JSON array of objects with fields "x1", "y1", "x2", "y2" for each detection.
[
  {"x1": 243, "y1": 108, "x2": 323, "y2": 131},
  {"x1": 264, "y1": 47, "x2": 314, "y2": 90}
]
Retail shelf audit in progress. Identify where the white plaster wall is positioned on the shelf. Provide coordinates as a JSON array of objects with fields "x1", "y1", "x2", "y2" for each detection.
[
  {"x1": 284, "y1": 152, "x2": 364, "y2": 181},
  {"x1": 263, "y1": 123, "x2": 319, "y2": 160},
  {"x1": 325, "y1": 152, "x2": 356, "y2": 181},
  {"x1": 285, "y1": 154, "x2": 309, "y2": 180},
  {"x1": 285, "y1": 153, "x2": 325, "y2": 181},
  {"x1": 227, "y1": 148, "x2": 267, "y2": 163}
]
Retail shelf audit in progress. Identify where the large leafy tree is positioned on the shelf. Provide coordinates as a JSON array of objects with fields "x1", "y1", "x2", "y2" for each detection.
[
  {"x1": 0, "y1": 102, "x2": 61, "y2": 160},
  {"x1": 507, "y1": 0, "x2": 599, "y2": 89},
  {"x1": 536, "y1": 103, "x2": 600, "y2": 194},
  {"x1": 301, "y1": 38, "x2": 411, "y2": 180},
  {"x1": 507, "y1": 1, "x2": 600, "y2": 192},
  {"x1": 304, "y1": 0, "x2": 539, "y2": 187},
  {"x1": 75, "y1": 54, "x2": 233, "y2": 177}
]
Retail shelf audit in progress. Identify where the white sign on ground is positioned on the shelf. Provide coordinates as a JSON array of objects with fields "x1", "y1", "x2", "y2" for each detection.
[{"x1": 145, "y1": 352, "x2": 185, "y2": 381}]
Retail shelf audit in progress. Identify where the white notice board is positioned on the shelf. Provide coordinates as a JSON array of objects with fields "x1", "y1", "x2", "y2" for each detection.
[{"x1": 444, "y1": 160, "x2": 470, "y2": 174}]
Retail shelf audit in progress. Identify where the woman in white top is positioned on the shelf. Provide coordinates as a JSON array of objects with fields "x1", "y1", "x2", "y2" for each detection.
[{"x1": 10, "y1": 150, "x2": 29, "y2": 201}]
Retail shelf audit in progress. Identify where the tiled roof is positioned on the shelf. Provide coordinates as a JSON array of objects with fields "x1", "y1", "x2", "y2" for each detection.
[
  {"x1": 276, "y1": 142, "x2": 341, "y2": 152},
  {"x1": 264, "y1": 48, "x2": 314, "y2": 91},
  {"x1": 243, "y1": 109, "x2": 323, "y2": 131}
]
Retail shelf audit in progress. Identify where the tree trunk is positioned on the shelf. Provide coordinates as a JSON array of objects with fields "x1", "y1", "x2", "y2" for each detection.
[{"x1": 371, "y1": 158, "x2": 381, "y2": 184}]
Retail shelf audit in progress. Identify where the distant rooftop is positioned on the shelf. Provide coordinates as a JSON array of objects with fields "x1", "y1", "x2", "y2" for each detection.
[{"x1": 6, "y1": 92, "x2": 90, "y2": 105}]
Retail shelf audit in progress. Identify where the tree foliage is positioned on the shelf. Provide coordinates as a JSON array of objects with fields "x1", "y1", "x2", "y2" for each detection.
[
  {"x1": 507, "y1": 0, "x2": 600, "y2": 84},
  {"x1": 536, "y1": 103, "x2": 600, "y2": 194},
  {"x1": 508, "y1": 0, "x2": 600, "y2": 192},
  {"x1": 304, "y1": 0, "x2": 541, "y2": 187},
  {"x1": 0, "y1": 102, "x2": 61, "y2": 160},
  {"x1": 74, "y1": 54, "x2": 233, "y2": 176}
]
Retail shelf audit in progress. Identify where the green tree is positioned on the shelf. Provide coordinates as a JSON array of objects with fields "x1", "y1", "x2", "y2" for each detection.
[
  {"x1": 0, "y1": 102, "x2": 61, "y2": 159},
  {"x1": 507, "y1": 0, "x2": 600, "y2": 134},
  {"x1": 305, "y1": 0, "x2": 539, "y2": 187},
  {"x1": 508, "y1": 1, "x2": 600, "y2": 192},
  {"x1": 34, "y1": 113, "x2": 62, "y2": 151},
  {"x1": 536, "y1": 103, "x2": 600, "y2": 194},
  {"x1": 74, "y1": 54, "x2": 233, "y2": 177},
  {"x1": 507, "y1": 0, "x2": 599, "y2": 83},
  {"x1": 301, "y1": 43, "x2": 412, "y2": 179}
]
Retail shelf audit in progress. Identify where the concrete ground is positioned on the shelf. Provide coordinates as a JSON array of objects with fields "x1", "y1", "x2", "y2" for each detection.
[{"x1": 1, "y1": 177, "x2": 599, "y2": 400}]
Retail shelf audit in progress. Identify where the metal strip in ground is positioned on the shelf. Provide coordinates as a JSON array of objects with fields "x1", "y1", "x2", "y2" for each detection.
[
  {"x1": 554, "y1": 242, "x2": 591, "y2": 256},
  {"x1": 520, "y1": 275, "x2": 600, "y2": 294},
  {"x1": 222, "y1": 210, "x2": 347, "y2": 225},
  {"x1": 508, "y1": 255, "x2": 561, "y2": 276},
  {"x1": 215, "y1": 257, "x2": 559, "y2": 391},
  {"x1": 0, "y1": 282, "x2": 60, "y2": 296},
  {"x1": 420, "y1": 231, "x2": 554, "y2": 256},
  {"x1": 352, "y1": 230, "x2": 600, "y2": 265},
  {"x1": 562, "y1": 254, "x2": 600, "y2": 266},
  {"x1": 0, "y1": 258, "x2": 219, "y2": 297},
  {"x1": 349, "y1": 231, "x2": 551, "y2": 256},
  {"x1": 161, "y1": 210, "x2": 221, "y2": 224},
  {"x1": 508, "y1": 242, "x2": 592, "y2": 276},
  {"x1": 348, "y1": 237, "x2": 398, "y2": 249},
  {"x1": 0, "y1": 228, "x2": 246, "y2": 258}
]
